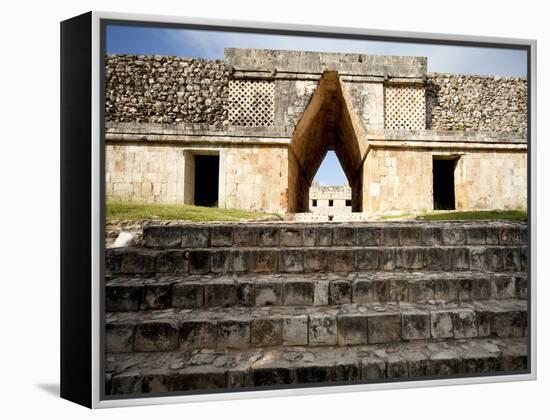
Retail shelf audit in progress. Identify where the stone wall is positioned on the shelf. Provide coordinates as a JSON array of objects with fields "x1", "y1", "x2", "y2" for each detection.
[
  {"x1": 105, "y1": 54, "x2": 229, "y2": 124},
  {"x1": 427, "y1": 73, "x2": 528, "y2": 136}
]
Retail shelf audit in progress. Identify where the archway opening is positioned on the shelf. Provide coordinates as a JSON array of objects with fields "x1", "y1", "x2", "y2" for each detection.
[
  {"x1": 288, "y1": 71, "x2": 366, "y2": 213},
  {"x1": 309, "y1": 152, "x2": 352, "y2": 216}
]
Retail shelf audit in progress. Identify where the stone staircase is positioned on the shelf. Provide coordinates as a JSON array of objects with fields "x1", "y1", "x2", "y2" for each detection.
[{"x1": 104, "y1": 221, "x2": 529, "y2": 395}]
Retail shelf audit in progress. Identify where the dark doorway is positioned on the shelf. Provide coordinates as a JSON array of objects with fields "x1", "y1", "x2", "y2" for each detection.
[
  {"x1": 433, "y1": 158, "x2": 456, "y2": 210},
  {"x1": 194, "y1": 155, "x2": 219, "y2": 207}
]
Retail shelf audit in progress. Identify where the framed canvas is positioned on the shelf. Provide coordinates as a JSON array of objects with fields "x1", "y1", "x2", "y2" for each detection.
[{"x1": 60, "y1": 11, "x2": 537, "y2": 408}]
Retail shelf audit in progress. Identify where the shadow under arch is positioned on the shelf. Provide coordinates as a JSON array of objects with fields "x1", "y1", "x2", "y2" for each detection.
[{"x1": 288, "y1": 71, "x2": 368, "y2": 213}]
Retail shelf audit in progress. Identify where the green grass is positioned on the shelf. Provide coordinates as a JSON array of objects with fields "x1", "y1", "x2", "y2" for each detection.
[
  {"x1": 417, "y1": 210, "x2": 527, "y2": 221},
  {"x1": 106, "y1": 201, "x2": 280, "y2": 222}
]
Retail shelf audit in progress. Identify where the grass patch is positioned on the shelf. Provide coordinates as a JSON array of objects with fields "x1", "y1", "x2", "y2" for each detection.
[
  {"x1": 417, "y1": 210, "x2": 527, "y2": 221},
  {"x1": 106, "y1": 201, "x2": 280, "y2": 222},
  {"x1": 380, "y1": 213, "x2": 415, "y2": 220}
]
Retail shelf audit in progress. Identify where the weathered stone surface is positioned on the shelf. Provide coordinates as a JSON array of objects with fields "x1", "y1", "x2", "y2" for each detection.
[
  {"x1": 106, "y1": 323, "x2": 134, "y2": 353},
  {"x1": 188, "y1": 250, "x2": 210, "y2": 274},
  {"x1": 337, "y1": 314, "x2": 368, "y2": 345},
  {"x1": 143, "y1": 225, "x2": 182, "y2": 248},
  {"x1": 172, "y1": 282, "x2": 203, "y2": 308},
  {"x1": 205, "y1": 282, "x2": 238, "y2": 307},
  {"x1": 368, "y1": 313, "x2": 401, "y2": 343},
  {"x1": 257, "y1": 227, "x2": 280, "y2": 246},
  {"x1": 106, "y1": 286, "x2": 141, "y2": 312},
  {"x1": 332, "y1": 227, "x2": 356, "y2": 246},
  {"x1": 381, "y1": 227, "x2": 400, "y2": 246},
  {"x1": 453, "y1": 309, "x2": 477, "y2": 338},
  {"x1": 328, "y1": 249, "x2": 354, "y2": 272},
  {"x1": 425, "y1": 247, "x2": 451, "y2": 270},
  {"x1": 233, "y1": 228, "x2": 257, "y2": 247},
  {"x1": 134, "y1": 319, "x2": 178, "y2": 351},
  {"x1": 430, "y1": 351, "x2": 462, "y2": 375},
  {"x1": 231, "y1": 250, "x2": 250, "y2": 272},
  {"x1": 503, "y1": 248, "x2": 521, "y2": 271},
  {"x1": 180, "y1": 320, "x2": 217, "y2": 350},
  {"x1": 361, "y1": 357, "x2": 386, "y2": 379},
  {"x1": 280, "y1": 228, "x2": 303, "y2": 247},
  {"x1": 156, "y1": 250, "x2": 188, "y2": 273},
  {"x1": 121, "y1": 249, "x2": 158, "y2": 274},
  {"x1": 431, "y1": 311, "x2": 454, "y2": 339},
  {"x1": 395, "y1": 248, "x2": 425, "y2": 269},
  {"x1": 283, "y1": 315, "x2": 308, "y2": 345},
  {"x1": 329, "y1": 280, "x2": 352, "y2": 304},
  {"x1": 402, "y1": 311, "x2": 430, "y2": 340},
  {"x1": 409, "y1": 280, "x2": 434, "y2": 302},
  {"x1": 279, "y1": 250, "x2": 304, "y2": 272},
  {"x1": 251, "y1": 250, "x2": 278, "y2": 273},
  {"x1": 387, "y1": 355, "x2": 408, "y2": 378},
  {"x1": 399, "y1": 227, "x2": 422, "y2": 246},
  {"x1": 355, "y1": 249, "x2": 379, "y2": 270},
  {"x1": 210, "y1": 250, "x2": 230, "y2": 273},
  {"x1": 465, "y1": 227, "x2": 486, "y2": 245},
  {"x1": 486, "y1": 247, "x2": 504, "y2": 271},
  {"x1": 284, "y1": 281, "x2": 314, "y2": 305},
  {"x1": 315, "y1": 227, "x2": 333, "y2": 246},
  {"x1": 255, "y1": 282, "x2": 283, "y2": 306},
  {"x1": 442, "y1": 228, "x2": 466, "y2": 245},
  {"x1": 217, "y1": 320, "x2": 250, "y2": 349},
  {"x1": 422, "y1": 227, "x2": 442, "y2": 245},
  {"x1": 181, "y1": 227, "x2": 209, "y2": 248},
  {"x1": 304, "y1": 249, "x2": 327, "y2": 272},
  {"x1": 210, "y1": 226, "x2": 233, "y2": 247},
  {"x1": 309, "y1": 314, "x2": 337, "y2": 345},
  {"x1": 141, "y1": 284, "x2": 172, "y2": 310},
  {"x1": 356, "y1": 227, "x2": 381, "y2": 246},
  {"x1": 251, "y1": 318, "x2": 282, "y2": 347}
]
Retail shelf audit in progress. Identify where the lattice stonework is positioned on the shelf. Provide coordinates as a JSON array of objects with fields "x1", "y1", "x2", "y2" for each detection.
[
  {"x1": 384, "y1": 86, "x2": 426, "y2": 130},
  {"x1": 228, "y1": 80, "x2": 275, "y2": 126}
]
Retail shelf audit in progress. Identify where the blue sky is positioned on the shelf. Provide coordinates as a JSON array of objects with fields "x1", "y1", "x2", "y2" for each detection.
[{"x1": 106, "y1": 24, "x2": 527, "y2": 186}]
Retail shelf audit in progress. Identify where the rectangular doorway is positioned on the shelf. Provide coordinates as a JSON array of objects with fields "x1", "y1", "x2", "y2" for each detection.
[
  {"x1": 194, "y1": 155, "x2": 220, "y2": 207},
  {"x1": 433, "y1": 157, "x2": 457, "y2": 210}
]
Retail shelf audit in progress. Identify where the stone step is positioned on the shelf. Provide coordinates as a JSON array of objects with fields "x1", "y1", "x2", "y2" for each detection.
[
  {"x1": 105, "y1": 271, "x2": 527, "y2": 312},
  {"x1": 105, "y1": 299, "x2": 527, "y2": 353},
  {"x1": 106, "y1": 245, "x2": 527, "y2": 276},
  {"x1": 105, "y1": 337, "x2": 528, "y2": 395},
  {"x1": 142, "y1": 221, "x2": 527, "y2": 250}
]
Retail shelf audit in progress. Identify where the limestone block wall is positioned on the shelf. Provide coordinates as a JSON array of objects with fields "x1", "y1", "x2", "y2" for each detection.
[
  {"x1": 362, "y1": 147, "x2": 527, "y2": 213},
  {"x1": 105, "y1": 55, "x2": 229, "y2": 124},
  {"x1": 106, "y1": 142, "x2": 288, "y2": 213},
  {"x1": 427, "y1": 73, "x2": 528, "y2": 137}
]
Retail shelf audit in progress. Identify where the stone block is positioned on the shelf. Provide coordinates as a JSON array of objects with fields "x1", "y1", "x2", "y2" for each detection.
[
  {"x1": 314, "y1": 281, "x2": 329, "y2": 306},
  {"x1": 227, "y1": 369, "x2": 253, "y2": 388},
  {"x1": 453, "y1": 309, "x2": 478, "y2": 338},
  {"x1": 430, "y1": 351, "x2": 462, "y2": 375},
  {"x1": 251, "y1": 318, "x2": 283, "y2": 347},
  {"x1": 106, "y1": 323, "x2": 134, "y2": 353},
  {"x1": 105, "y1": 249, "x2": 123, "y2": 274},
  {"x1": 210, "y1": 225, "x2": 233, "y2": 247},
  {"x1": 408, "y1": 280, "x2": 434, "y2": 302},
  {"x1": 399, "y1": 227, "x2": 422, "y2": 246},
  {"x1": 469, "y1": 247, "x2": 486, "y2": 271},
  {"x1": 500, "y1": 226, "x2": 520, "y2": 245},
  {"x1": 282, "y1": 315, "x2": 308, "y2": 345},
  {"x1": 315, "y1": 227, "x2": 333, "y2": 246},
  {"x1": 458, "y1": 279, "x2": 474, "y2": 301},
  {"x1": 485, "y1": 227, "x2": 500, "y2": 244},
  {"x1": 210, "y1": 250, "x2": 230, "y2": 273},
  {"x1": 521, "y1": 246, "x2": 528, "y2": 270},
  {"x1": 329, "y1": 280, "x2": 352, "y2": 304},
  {"x1": 309, "y1": 314, "x2": 337, "y2": 345},
  {"x1": 463, "y1": 353, "x2": 502, "y2": 373},
  {"x1": 402, "y1": 311, "x2": 430, "y2": 340},
  {"x1": 422, "y1": 227, "x2": 442, "y2": 245},
  {"x1": 295, "y1": 363, "x2": 332, "y2": 384},
  {"x1": 519, "y1": 226, "x2": 528, "y2": 245},
  {"x1": 355, "y1": 248, "x2": 379, "y2": 270},
  {"x1": 134, "y1": 319, "x2": 179, "y2": 351},
  {"x1": 337, "y1": 314, "x2": 369, "y2": 345},
  {"x1": 381, "y1": 227, "x2": 400, "y2": 245},
  {"x1": 255, "y1": 282, "x2": 283, "y2": 306},
  {"x1": 188, "y1": 250, "x2": 210, "y2": 274},
  {"x1": 361, "y1": 357, "x2": 387, "y2": 380},
  {"x1": 471, "y1": 278, "x2": 494, "y2": 300},
  {"x1": 379, "y1": 248, "x2": 396, "y2": 270},
  {"x1": 250, "y1": 250, "x2": 278, "y2": 273},
  {"x1": 302, "y1": 227, "x2": 316, "y2": 247},
  {"x1": 230, "y1": 250, "x2": 250, "y2": 272},
  {"x1": 332, "y1": 227, "x2": 356, "y2": 246},
  {"x1": 390, "y1": 279, "x2": 409, "y2": 302},
  {"x1": 404, "y1": 352, "x2": 430, "y2": 377},
  {"x1": 371, "y1": 279, "x2": 391, "y2": 303},
  {"x1": 491, "y1": 310, "x2": 525, "y2": 338},
  {"x1": 217, "y1": 320, "x2": 250, "y2": 349},
  {"x1": 143, "y1": 225, "x2": 182, "y2": 247},
  {"x1": 237, "y1": 281, "x2": 255, "y2": 306},
  {"x1": 430, "y1": 311, "x2": 454, "y2": 339},
  {"x1": 141, "y1": 284, "x2": 172, "y2": 310},
  {"x1": 464, "y1": 226, "x2": 486, "y2": 245},
  {"x1": 253, "y1": 367, "x2": 295, "y2": 386},
  {"x1": 121, "y1": 250, "x2": 158, "y2": 274},
  {"x1": 451, "y1": 247, "x2": 469, "y2": 270},
  {"x1": 367, "y1": 313, "x2": 401, "y2": 344},
  {"x1": 486, "y1": 247, "x2": 504, "y2": 271},
  {"x1": 515, "y1": 276, "x2": 528, "y2": 300},
  {"x1": 180, "y1": 320, "x2": 217, "y2": 349},
  {"x1": 233, "y1": 227, "x2": 257, "y2": 247},
  {"x1": 352, "y1": 280, "x2": 373, "y2": 303},
  {"x1": 434, "y1": 278, "x2": 458, "y2": 302},
  {"x1": 279, "y1": 250, "x2": 304, "y2": 272},
  {"x1": 332, "y1": 363, "x2": 360, "y2": 382},
  {"x1": 172, "y1": 368, "x2": 227, "y2": 391},
  {"x1": 356, "y1": 227, "x2": 381, "y2": 246},
  {"x1": 387, "y1": 355, "x2": 408, "y2": 378},
  {"x1": 328, "y1": 249, "x2": 355, "y2": 272},
  {"x1": 106, "y1": 286, "x2": 140, "y2": 312},
  {"x1": 280, "y1": 228, "x2": 303, "y2": 247},
  {"x1": 395, "y1": 248, "x2": 424, "y2": 269},
  {"x1": 257, "y1": 227, "x2": 279, "y2": 246},
  {"x1": 156, "y1": 250, "x2": 188, "y2": 273},
  {"x1": 503, "y1": 248, "x2": 522, "y2": 271},
  {"x1": 172, "y1": 282, "x2": 204, "y2": 308},
  {"x1": 205, "y1": 282, "x2": 238, "y2": 307},
  {"x1": 303, "y1": 249, "x2": 327, "y2": 272},
  {"x1": 284, "y1": 281, "x2": 314, "y2": 305},
  {"x1": 181, "y1": 227, "x2": 209, "y2": 248},
  {"x1": 110, "y1": 372, "x2": 143, "y2": 395},
  {"x1": 442, "y1": 227, "x2": 466, "y2": 245},
  {"x1": 425, "y1": 247, "x2": 452, "y2": 270}
]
